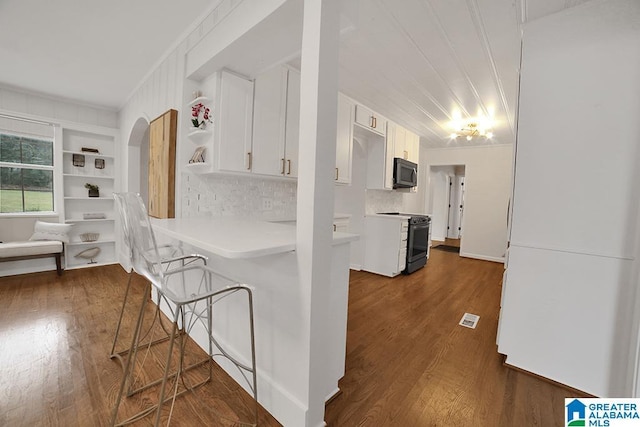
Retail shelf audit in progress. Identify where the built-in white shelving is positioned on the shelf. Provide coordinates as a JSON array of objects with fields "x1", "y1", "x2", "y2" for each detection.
[{"x1": 62, "y1": 128, "x2": 118, "y2": 270}]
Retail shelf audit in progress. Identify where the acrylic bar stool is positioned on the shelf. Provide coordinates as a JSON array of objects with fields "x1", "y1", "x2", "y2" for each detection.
[
  {"x1": 110, "y1": 193, "x2": 207, "y2": 371},
  {"x1": 110, "y1": 193, "x2": 258, "y2": 427}
]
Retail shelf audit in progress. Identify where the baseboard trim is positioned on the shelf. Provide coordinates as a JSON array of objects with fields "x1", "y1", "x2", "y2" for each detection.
[
  {"x1": 459, "y1": 251, "x2": 505, "y2": 263},
  {"x1": 501, "y1": 356, "x2": 594, "y2": 397},
  {"x1": 349, "y1": 264, "x2": 362, "y2": 271}
]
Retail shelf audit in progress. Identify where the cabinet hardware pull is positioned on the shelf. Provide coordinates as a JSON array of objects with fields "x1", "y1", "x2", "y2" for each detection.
[
  {"x1": 287, "y1": 159, "x2": 292, "y2": 175},
  {"x1": 373, "y1": 116, "x2": 377, "y2": 129},
  {"x1": 370, "y1": 116, "x2": 374, "y2": 128},
  {"x1": 247, "y1": 152, "x2": 252, "y2": 170},
  {"x1": 282, "y1": 158, "x2": 286, "y2": 174},
  {"x1": 335, "y1": 167, "x2": 339, "y2": 180},
  {"x1": 333, "y1": 224, "x2": 337, "y2": 232}
]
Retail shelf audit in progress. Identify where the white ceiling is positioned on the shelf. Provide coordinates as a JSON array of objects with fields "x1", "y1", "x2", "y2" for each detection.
[
  {"x1": 0, "y1": 0, "x2": 214, "y2": 109},
  {"x1": 0, "y1": 0, "x2": 592, "y2": 146},
  {"x1": 336, "y1": 0, "x2": 592, "y2": 148}
]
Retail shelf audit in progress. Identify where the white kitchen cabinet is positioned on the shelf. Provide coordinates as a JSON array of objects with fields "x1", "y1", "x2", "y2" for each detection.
[
  {"x1": 335, "y1": 93, "x2": 353, "y2": 184},
  {"x1": 354, "y1": 104, "x2": 386, "y2": 136},
  {"x1": 251, "y1": 66, "x2": 288, "y2": 177},
  {"x1": 365, "y1": 125, "x2": 394, "y2": 190},
  {"x1": 284, "y1": 69, "x2": 300, "y2": 178},
  {"x1": 333, "y1": 217, "x2": 350, "y2": 233},
  {"x1": 216, "y1": 71, "x2": 254, "y2": 173},
  {"x1": 391, "y1": 122, "x2": 419, "y2": 163},
  {"x1": 62, "y1": 128, "x2": 118, "y2": 269},
  {"x1": 362, "y1": 215, "x2": 409, "y2": 277}
]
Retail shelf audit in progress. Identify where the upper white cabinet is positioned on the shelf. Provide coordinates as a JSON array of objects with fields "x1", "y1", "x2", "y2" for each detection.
[
  {"x1": 284, "y1": 69, "x2": 301, "y2": 178},
  {"x1": 217, "y1": 71, "x2": 254, "y2": 173},
  {"x1": 354, "y1": 104, "x2": 386, "y2": 136},
  {"x1": 184, "y1": 70, "x2": 254, "y2": 175},
  {"x1": 391, "y1": 122, "x2": 419, "y2": 163},
  {"x1": 335, "y1": 93, "x2": 354, "y2": 184},
  {"x1": 251, "y1": 66, "x2": 289, "y2": 177}
]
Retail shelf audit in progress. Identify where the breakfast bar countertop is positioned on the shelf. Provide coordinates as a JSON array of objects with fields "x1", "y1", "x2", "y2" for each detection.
[{"x1": 151, "y1": 216, "x2": 358, "y2": 259}]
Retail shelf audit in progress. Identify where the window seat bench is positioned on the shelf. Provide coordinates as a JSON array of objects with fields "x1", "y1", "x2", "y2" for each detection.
[{"x1": 0, "y1": 241, "x2": 64, "y2": 275}]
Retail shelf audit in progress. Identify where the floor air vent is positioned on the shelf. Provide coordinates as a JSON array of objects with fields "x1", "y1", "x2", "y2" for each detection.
[{"x1": 459, "y1": 312, "x2": 480, "y2": 329}]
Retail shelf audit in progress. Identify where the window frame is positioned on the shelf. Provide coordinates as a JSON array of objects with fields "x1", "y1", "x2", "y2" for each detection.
[{"x1": 0, "y1": 130, "x2": 56, "y2": 215}]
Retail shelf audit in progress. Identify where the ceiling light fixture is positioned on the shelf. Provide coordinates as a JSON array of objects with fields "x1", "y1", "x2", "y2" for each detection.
[{"x1": 448, "y1": 117, "x2": 494, "y2": 141}]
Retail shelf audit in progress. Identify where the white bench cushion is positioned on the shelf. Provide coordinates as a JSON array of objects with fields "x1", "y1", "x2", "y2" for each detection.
[{"x1": 0, "y1": 241, "x2": 63, "y2": 258}]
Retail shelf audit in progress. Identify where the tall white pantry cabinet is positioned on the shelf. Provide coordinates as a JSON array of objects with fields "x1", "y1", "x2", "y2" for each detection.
[
  {"x1": 61, "y1": 126, "x2": 119, "y2": 269},
  {"x1": 497, "y1": 0, "x2": 640, "y2": 398}
]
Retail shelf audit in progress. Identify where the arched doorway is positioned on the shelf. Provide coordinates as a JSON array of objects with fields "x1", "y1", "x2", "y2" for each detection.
[{"x1": 126, "y1": 116, "x2": 150, "y2": 205}]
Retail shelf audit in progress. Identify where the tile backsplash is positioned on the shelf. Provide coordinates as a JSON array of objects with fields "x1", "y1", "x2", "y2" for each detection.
[
  {"x1": 181, "y1": 173, "x2": 297, "y2": 218},
  {"x1": 365, "y1": 189, "x2": 403, "y2": 215}
]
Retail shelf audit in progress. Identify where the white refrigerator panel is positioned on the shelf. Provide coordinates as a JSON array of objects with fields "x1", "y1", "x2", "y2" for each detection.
[
  {"x1": 510, "y1": 0, "x2": 640, "y2": 259},
  {"x1": 498, "y1": 245, "x2": 634, "y2": 396}
]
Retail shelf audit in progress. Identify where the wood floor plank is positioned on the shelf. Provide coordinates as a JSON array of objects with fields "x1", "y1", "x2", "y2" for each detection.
[
  {"x1": 0, "y1": 250, "x2": 586, "y2": 426},
  {"x1": 325, "y1": 249, "x2": 588, "y2": 426}
]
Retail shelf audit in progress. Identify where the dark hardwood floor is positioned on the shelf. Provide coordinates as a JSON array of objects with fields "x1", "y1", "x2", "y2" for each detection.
[{"x1": 0, "y1": 250, "x2": 583, "y2": 426}]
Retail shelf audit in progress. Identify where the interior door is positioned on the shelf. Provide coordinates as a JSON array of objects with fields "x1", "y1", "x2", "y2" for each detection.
[{"x1": 447, "y1": 175, "x2": 464, "y2": 239}]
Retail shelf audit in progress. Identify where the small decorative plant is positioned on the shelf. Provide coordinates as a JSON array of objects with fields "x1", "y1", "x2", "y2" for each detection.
[
  {"x1": 85, "y1": 183, "x2": 99, "y2": 197},
  {"x1": 191, "y1": 102, "x2": 212, "y2": 129}
]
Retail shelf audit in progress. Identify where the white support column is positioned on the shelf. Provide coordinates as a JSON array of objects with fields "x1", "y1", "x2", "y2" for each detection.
[{"x1": 296, "y1": 0, "x2": 339, "y2": 425}]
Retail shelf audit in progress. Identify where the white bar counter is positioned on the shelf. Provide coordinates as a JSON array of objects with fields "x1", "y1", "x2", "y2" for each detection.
[
  {"x1": 149, "y1": 216, "x2": 358, "y2": 426},
  {"x1": 151, "y1": 216, "x2": 357, "y2": 258}
]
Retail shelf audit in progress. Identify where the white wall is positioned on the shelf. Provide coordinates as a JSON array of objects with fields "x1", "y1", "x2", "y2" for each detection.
[
  {"x1": 423, "y1": 144, "x2": 512, "y2": 262},
  {"x1": 497, "y1": 0, "x2": 640, "y2": 397},
  {"x1": 0, "y1": 88, "x2": 118, "y2": 277}
]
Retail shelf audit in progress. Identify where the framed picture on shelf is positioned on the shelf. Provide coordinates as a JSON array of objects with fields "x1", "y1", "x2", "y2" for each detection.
[
  {"x1": 95, "y1": 158, "x2": 105, "y2": 169},
  {"x1": 73, "y1": 154, "x2": 85, "y2": 167},
  {"x1": 189, "y1": 147, "x2": 206, "y2": 163}
]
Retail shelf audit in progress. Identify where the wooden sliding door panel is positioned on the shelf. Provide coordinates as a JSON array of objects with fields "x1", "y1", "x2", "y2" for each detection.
[{"x1": 148, "y1": 109, "x2": 177, "y2": 218}]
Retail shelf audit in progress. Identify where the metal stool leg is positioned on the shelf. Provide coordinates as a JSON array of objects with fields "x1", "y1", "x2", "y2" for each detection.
[
  {"x1": 154, "y1": 305, "x2": 182, "y2": 427},
  {"x1": 110, "y1": 272, "x2": 134, "y2": 363},
  {"x1": 111, "y1": 281, "x2": 152, "y2": 426}
]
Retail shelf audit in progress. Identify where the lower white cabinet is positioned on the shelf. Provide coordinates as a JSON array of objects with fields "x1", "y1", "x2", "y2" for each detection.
[{"x1": 362, "y1": 215, "x2": 409, "y2": 277}]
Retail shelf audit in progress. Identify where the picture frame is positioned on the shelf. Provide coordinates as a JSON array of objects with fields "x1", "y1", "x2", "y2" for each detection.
[
  {"x1": 73, "y1": 153, "x2": 85, "y2": 167},
  {"x1": 189, "y1": 147, "x2": 206, "y2": 163},
  {"x1": 95, "y1": 158, "x2": 105, "y2": 169}
]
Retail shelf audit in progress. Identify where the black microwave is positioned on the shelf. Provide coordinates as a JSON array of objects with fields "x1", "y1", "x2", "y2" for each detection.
[{"x1": 393, "y1": 157, "x2": 418, "y2": 188}]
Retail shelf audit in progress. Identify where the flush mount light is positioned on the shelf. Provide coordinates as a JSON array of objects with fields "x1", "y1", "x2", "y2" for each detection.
[{"x1": 448, "y1": 117, "x2": 494, "y2": 141}]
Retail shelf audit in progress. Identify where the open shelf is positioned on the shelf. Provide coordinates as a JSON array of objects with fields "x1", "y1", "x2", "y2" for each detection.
[
  {"x1": 188, "y1": 96, "x2": 211, "y2": 107},
  {"x1": 187, "y1": 128, "x2": 212, "y2": 144},
  {"x1": 63, "y1": 150, "x2": 115, "y2": 159},
  {"x1": 62, "y1": 127, "x2": 118, "y2": 270}
]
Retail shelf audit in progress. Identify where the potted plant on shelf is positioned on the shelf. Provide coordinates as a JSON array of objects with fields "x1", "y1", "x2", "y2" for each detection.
[
  {"x1": 85, "y1": 183, "x2": 99, "y2": 198},
  {"x1": 191, "y1": 102, "x2": 212, "y2": 129}
]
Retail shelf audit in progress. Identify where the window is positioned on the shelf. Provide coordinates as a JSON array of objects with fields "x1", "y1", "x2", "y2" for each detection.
[{"x1": 0, "y1": 132, "x2": 54, "y2": 213}]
